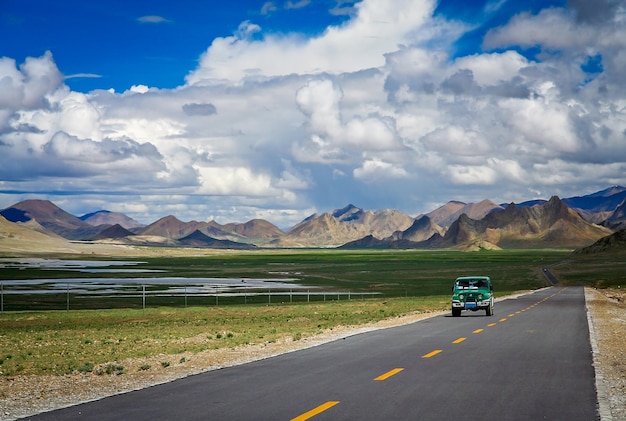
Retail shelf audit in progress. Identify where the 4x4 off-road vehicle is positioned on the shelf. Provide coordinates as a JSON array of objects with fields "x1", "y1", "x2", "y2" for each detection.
[{"x1": 451, "y1": 276, "x2": 494, "y2": 317}]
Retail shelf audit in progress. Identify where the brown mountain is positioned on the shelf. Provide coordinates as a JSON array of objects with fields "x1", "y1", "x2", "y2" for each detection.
[
  {"x1": 222, "y1": 219, "x2": 284, "y2": 241},
  {"x1": 340, "y1": 215, "x2": 444, "y2": 249},
  {"x1": 0, "y1": 200, "x2": 101, "y2": 240},
  {"x1": 137, "y1": 216, "x2": 267, "y2": 245},
  {"x1": 389, "y1": 215, "x2": 444, "y2": 242},
  {"x1": 426, "y1": 199, "x2": 502, "y2": 227},
  {"x1": 0, "y1": 215, "x2": 70, "y2": 253},
  {"x1": 138, "y1": 215, "x2": 210, "y2": 239},
  {"x1": 80, "y1": 210, "x2": 144, "y2": 230},
  {"x1": 92, "y1": 224, "x2": 134, "y2": 240},
  {"x1": 275, "y1": 205, "x2": 414, "y2": 247},
  {"x1": 178, "y1": 230, "x2": 256, "y2": 249},
  {"x1": 440, "y1": 196, "x2": 612, "y2": 249}
]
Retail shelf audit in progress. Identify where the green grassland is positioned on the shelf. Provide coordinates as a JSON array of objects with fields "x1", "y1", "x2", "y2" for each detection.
[{"x1": 0, "y1": 248, "x2": 620, "y2": 377}]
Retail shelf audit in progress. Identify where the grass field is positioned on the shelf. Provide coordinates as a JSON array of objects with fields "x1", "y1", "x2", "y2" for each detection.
[
  {"x1": 1, "y1": 249, "x2": 567, "y2": 310},
  {"x1": 0, "y1": 248, "x2": 620, "y2": 377}
]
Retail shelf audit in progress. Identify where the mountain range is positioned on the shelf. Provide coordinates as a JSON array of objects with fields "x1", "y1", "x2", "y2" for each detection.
[{"x1": 1, "y1": 186, "x2": 626, "y2": 251}]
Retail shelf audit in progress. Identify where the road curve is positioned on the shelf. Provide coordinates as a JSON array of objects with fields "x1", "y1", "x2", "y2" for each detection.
[{"x1": 24, "y1": 286, "x2": 599, "y2": 421}]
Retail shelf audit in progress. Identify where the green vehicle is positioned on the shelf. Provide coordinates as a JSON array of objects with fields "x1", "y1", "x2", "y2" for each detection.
[{"x1": 451, "y1": 276, "x2": 494, "y2": 317}]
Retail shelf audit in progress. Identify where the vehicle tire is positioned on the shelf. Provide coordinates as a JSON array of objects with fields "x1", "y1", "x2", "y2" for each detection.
[
  {"x1": 452, "y1": 308, "x2": 461, "y2": 317},
  {"x1": 485, "y1": 302, "x2": 493, "y2": 316}
]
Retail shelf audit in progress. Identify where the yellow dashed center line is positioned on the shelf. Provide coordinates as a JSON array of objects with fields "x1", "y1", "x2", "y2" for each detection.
[
  {"x1": 292, "y1": 291, "x2": 565, "y2": 420},
  {"x1": 291, "y1": 401, "x2": 340, "y2": 421},
  {"x1": 422, "y1": 349, "x2": 443, "y2": 358},
  {"x1": 374, "y1": 368, "x2": 404, "y2": 381}
]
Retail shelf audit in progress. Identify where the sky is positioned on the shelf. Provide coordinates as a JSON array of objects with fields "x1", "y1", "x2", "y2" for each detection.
[{"x1": 1, "y1": 0, "x2": 626, "y2": 229}]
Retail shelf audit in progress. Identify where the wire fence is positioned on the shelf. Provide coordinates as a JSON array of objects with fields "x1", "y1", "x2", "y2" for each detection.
[{"x1": 0, "y1": 281, "x2": 382, "y2": 312}]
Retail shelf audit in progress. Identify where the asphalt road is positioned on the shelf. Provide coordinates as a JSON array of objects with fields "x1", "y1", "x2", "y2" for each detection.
[{"x1": 25, "y1": 286, "x2": 598, "y2": 421}]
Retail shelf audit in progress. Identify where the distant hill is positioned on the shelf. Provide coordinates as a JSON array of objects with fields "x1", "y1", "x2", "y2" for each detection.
[
  {"x1": 80, "y1": 210, "x2": 144, "y2": 230},
  {"x1": 564, "y1": 185, "x2": 626, "y2": 211},
  {"x1": 138, "y1": 215, "x2": 206, "y2": 239},
  {"x1": 574, "y1": 229, "x2": 626, "y2": 255},
  {"x1": 178, "y1": 230, "x2": 256, "y2": 249},
  {"x1": 0, "y1": 200, "x2": 101, "y2": 240},
  {"x1": 137, "y1": 215, "x2": 278, "y2": 246},
  {"x1": 92, "y1": 224, "x2": 134, "y2": 240},
  {"x1": 0, "y1": 214, "x2": 71, "y2": 253},
  {"x1": 222, "y1": 219, "x2": 284, "y2": 241}
]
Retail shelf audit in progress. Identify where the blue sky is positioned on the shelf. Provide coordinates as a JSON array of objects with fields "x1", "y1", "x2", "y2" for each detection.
[
  {"x1": 2, "y1": 0, "x2": 355, "y2": 92},
  {"x1": 1, "y1": 0, "x2": 626, "y2": 228}
]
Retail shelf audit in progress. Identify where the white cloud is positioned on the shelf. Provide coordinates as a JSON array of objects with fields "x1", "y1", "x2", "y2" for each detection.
[
  {"x1": 499, "y1": 96, "x2": 581, "y2": 154},
  {"x1": 293, "y1": 78, "x2": 404, "y2": 164},
  {"x1": 0, "y1": 51, "x2": 63, "y2": 109},
  {"x1": 353, "y1": 158, "x2": 409, "y2": 181},
  {"x1": 446, "y1": 165, "x2": 497, "y2": 185},
  {"x1": 3, "y1": 0, "x2": 626, "y2": 226},
  {"x1": 453, "y1": 51, "x2": 529, "y2": 86},
  {"x1": 186, "y1": 0, "x2": 437, "y2": 84}
]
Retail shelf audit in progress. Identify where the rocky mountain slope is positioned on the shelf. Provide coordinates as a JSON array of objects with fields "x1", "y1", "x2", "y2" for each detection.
[
  {"x1": 272, "y1": 205, "x2": 414, "y2": 247},
  {"x1": 437, "y1": 196, "x2": 611, "y2": 249},
  {"x1": 1, "y1": 186, "x2": 625, "y2": 250},
  {"x1": 574, "y1": 228, "x2": 626, "y2": 255},
  {"x1": 425, "y1": 199, "x2": 503, "y2": 228}
]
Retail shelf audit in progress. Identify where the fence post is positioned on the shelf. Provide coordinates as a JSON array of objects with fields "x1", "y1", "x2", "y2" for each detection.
[
  {"x1": 142, "y1": 285, "x2": 146, "y2": 309},
  {"x1": 66, "y1": 283, "x2": 70, "y2": 311},
  {"x1": 184, "y1": 286, "x2": 187, "y2": 308},
  {"x1": 1, "y1": 282, "x2": 3, "y2": 313},
  {"x1": 268, "y1": 289, "x2": 271, "y2": 304}
]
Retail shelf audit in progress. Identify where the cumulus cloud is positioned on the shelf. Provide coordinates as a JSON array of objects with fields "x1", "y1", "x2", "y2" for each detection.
[
  {"x1": 0, "y1": 51, "x2": 63, "y2": 110},
  {"x1": 294, "y1": 78, "x2": 405, "y2": 164},
  {"x1": 2, "y1": 0, "x2": 626, "y2": 226},
  {"x1": 186, "y1": 0, "x2": 436, "y2": 84}
]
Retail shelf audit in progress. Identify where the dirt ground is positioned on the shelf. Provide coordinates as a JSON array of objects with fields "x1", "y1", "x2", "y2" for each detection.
[{"x1": 0, "y1": 288, "x2": 624, "y2": 421}]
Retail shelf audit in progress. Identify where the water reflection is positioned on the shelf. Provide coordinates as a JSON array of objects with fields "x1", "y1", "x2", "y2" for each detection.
[{"x1": 0, "y1": 258, "x2": 314, "y2": 295}]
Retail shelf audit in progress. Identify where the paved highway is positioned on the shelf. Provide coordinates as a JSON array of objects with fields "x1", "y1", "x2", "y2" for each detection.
[{"x1": 25, "y1": 286, "x2": 599, "y2": 420}]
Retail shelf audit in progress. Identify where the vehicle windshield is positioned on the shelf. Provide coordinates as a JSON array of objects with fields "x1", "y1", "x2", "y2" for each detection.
[{"x1": 455, "y1": 279, "x2": 488, "y2": 289}]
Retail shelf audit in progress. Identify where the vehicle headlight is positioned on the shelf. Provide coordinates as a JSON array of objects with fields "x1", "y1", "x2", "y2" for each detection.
[{"x1": 478, "y1": 294, "x2": 483, "y2": 300}]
